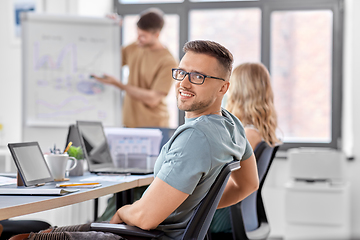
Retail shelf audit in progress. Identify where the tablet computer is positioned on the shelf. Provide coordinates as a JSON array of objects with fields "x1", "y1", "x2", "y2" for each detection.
[{"x1": 8, "y1": 142, "x2": 54, "y2": 187}]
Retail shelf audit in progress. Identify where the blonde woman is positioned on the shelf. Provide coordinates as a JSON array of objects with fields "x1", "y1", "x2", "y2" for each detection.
[
  {"x1": 211, "y1": 62, "x2": 280, "y2": 237},
  {"x1": 226, "y1": 62, "x2": 279, "y2": 149}
]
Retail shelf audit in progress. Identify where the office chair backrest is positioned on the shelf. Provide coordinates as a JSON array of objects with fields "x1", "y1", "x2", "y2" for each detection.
[
  {"x1": 230, "y1": 141, "x2": 279, "y2": 240},
  {"x1": 256, "y1": 142, "x2": 279, "y2": 187},
  {"x1": 182, "y1": 160, "x2": 240, "y2": 240},
  {"x1": 241, "y1": 141, "x2": 279, "y2": 231},
  {"x1": 157, "y1": 128, "x2": 176, "y2": 150}
]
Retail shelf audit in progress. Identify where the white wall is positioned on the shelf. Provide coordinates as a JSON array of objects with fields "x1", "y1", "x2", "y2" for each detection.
[
  {"x1": 0, "y1": 0, "x2": 112, "y2": 227},
  {"x1": 0, "y1": 0, "x2": 23, "y2": 146},
  {"x1": 78, "y1": 0, "x2": 113, "y2": 17},
  {"x1": 345, "y1": 0, "x2": 360, "y2": 236}
]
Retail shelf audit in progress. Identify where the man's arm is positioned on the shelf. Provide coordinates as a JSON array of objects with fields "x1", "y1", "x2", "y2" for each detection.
[
  {"x1": 110, "y1": 177, "x2": 189, "y2": 230},
  {"x1": 217, "y1": 153, "x2": 259, "y2": 209},
  {"x1": 92, "y1": 74, "x2": 167, "y2": 108}
]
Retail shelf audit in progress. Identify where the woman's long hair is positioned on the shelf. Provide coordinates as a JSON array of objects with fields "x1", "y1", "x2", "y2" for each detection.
[{"x1": 226, "y1": 63, "x2": 280, "y2": 146}]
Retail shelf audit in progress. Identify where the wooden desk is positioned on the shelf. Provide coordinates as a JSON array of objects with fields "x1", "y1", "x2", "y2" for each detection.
[{"x1": 0, "y1": 173, "x2": 154, "y2": 221}]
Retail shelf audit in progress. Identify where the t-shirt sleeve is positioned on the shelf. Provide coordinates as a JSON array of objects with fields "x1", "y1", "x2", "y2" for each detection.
[
  {"x1": 156, "y1": 128, "x2": 211, "y2": 195},
  {"x1": 151, "y1": 56, "x2": 178, "y2": 95},
  {"x1": 241, "y1": 138, "x2": 253, "y2": 161}
]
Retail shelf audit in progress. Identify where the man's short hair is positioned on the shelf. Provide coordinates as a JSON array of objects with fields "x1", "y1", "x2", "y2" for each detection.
[
  {"x1": 183, "y1": 40, "x2": 233, "y2": 79},
  {"x1": 137, "y1": 8, "x2": 164, "y2": 32}
]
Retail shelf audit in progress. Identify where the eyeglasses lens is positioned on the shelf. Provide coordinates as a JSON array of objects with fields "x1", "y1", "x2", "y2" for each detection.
[
  {"x1": 190, "y1": 73, "x2": 204, "y2": 84},
  {"x1": 172, "y1": 69, "x2": 204, "y2": 85}
]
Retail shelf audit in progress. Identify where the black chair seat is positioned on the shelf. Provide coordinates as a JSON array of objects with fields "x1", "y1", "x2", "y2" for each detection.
[
  {"x1": 0, "y1": 219, "x2": 51, "y2": 240},
  {"x1": 90, "y1": 223, "x2": 163, "y2": 240}
]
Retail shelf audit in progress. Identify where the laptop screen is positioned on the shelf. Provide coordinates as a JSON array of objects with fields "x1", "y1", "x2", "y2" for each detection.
[
  {"x1": 76, "y1": 121, "x2": 113, "y2": 169},
  {"x1": 8, "y1": 142, "x2": 54, "y2": 186}
]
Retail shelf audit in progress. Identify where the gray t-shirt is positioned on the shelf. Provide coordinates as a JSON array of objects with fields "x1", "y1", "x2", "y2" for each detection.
[{"x1": 154, "y1": 108, "x2": 253, "y2": 239}]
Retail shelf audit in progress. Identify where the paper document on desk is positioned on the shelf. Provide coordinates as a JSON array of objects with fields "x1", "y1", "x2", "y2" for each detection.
[
  {"x1": 0, "y1": 176, "x2": 17, "y2": 186},
  {"x1": 104, "y1": 127, "x2": 163, "y2": 156},
  {"x1": 0, "y1": 188, "x2": 79, "y2": 195},
  {"x1": 81, "y1": 175, "x2": 126, "y2": 182}
]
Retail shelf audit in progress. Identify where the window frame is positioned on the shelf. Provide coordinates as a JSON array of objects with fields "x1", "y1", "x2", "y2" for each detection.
[{"x1": 114, "y1": 0, "x2": 344, "y2": 151}]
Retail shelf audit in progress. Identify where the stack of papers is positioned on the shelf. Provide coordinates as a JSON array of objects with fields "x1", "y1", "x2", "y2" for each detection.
[
  {"x1": 0, "y1": 188, "x2": 79, "y2": 196},
  {"x1": 104, "y1": 128, "x2": 163, "y2": 156}
]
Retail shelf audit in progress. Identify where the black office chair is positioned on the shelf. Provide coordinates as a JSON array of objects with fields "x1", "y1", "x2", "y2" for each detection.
[
  {"x1": 90, "y1": 160, "x2": 241, "y2": 240},
  {"x1": 228, "y1": 141, "x2": 280, "y2": 240},
  {"x1": 0, "y1": 219, "x2": 51, "y2": 240}
]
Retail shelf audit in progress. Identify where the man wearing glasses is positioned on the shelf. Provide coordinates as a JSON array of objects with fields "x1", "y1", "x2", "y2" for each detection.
[{"x1": 110, "y1": 40, "x2": 259, "y2": 239}]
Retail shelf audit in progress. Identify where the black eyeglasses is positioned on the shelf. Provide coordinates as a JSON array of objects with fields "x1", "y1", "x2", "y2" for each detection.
[{"x1": 172, "y1": 68, "x2": 225, "y2": 85}]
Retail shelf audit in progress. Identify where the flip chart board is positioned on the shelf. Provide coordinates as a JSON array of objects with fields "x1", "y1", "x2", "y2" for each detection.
[{"x1": 21, "y1": 13, "x2": 121, "y2": 126}]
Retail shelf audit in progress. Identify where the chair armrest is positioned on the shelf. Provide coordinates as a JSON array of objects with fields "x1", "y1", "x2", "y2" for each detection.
[{"x1": 90, "y1": 222, "x2": 164, "y2": 238}]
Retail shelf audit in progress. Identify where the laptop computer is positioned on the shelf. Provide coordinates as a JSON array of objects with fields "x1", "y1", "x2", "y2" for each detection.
[
  {"x1": 64, "y1": 124, "x2": 83, "y2": 150},
  {"x1": 76, "y1": 121, "x2": 154, "y2": 175},
  {"x1": 8, "y1": 142, "x2": 54, "y2": 187}
]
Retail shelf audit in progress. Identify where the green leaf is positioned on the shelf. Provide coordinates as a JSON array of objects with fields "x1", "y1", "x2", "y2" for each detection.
[{"x1": 67, "y1": 146, "x2": 84, "y2": 160}]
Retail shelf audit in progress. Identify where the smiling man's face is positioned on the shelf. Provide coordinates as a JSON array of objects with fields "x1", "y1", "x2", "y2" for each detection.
[{"x1": 175, "y1": 51, "x2": 229, "y2": 119}]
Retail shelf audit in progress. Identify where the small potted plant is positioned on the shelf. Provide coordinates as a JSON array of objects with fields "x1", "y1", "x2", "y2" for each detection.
[{"x1": 67, "y1": 146, "x2": 85, "y2": 176}]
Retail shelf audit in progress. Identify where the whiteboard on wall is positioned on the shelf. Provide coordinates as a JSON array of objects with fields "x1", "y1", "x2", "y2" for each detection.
[{"x1": 21, "y1": 12, "x2": 121, "y2": 127}]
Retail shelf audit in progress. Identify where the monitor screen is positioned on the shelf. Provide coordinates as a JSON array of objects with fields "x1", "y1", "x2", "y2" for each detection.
[
  {"x1": 8, "y1": 142, "x2": 53, "y2": 186},
  {"x1": 76, "y1": 121, "x2": 112, "y2": 166}
]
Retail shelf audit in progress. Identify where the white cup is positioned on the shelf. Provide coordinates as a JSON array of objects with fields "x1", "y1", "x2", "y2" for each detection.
[{"x1": 44, "y1": 154, "x2": 77, "y2": 181}]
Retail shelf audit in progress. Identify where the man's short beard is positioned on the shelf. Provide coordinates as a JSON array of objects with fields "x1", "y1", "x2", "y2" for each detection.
[{"x1": 177, "y1": 98, "x2": 213, "y2": 113}]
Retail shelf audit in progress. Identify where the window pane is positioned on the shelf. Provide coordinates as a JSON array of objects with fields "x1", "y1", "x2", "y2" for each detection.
[
  {"x1": 189, "y1": 8, "x2": 261, "y2": 68},
  {"x1": 122, "y1": 14, "x2": 180, "y2": 128},
  {"x1": 271, "y1": 10, "x2": 333, "y2": 143}
]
